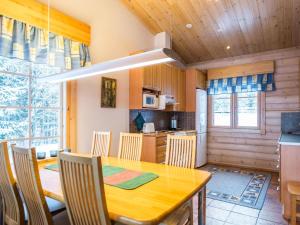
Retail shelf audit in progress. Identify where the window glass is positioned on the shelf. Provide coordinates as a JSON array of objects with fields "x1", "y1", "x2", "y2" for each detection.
[
  {"x1": 212, "y1": 94, "x2": 231, "y2": 126},
  {"x1": 0, "y1": 57, "x2": 30, "y2": 75},
  {"x1": 0, "y1": 108, "x2": 29, "y2": 140},
  {"x1": 0, "y1": 56, "x2": 63, "y2": 156},
  {"x1": 31, "y1": 109, "x2": 61, "y2": 137},
  {"x1": 31, "y1": 80, "x2": 61, "y2": 107},
  {"x1": 237, "y1": 92, "x2": 258, "y2": 127},
  {"x1": 0, "y1": 73, "x2": 29, "y2": 107}
]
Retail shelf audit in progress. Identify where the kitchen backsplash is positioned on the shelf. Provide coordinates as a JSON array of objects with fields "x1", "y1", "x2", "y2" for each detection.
[
  {"x1": 129, "y1": 110, "x2": 195, "y2": 132},
  {"x1": 176, "y1": 112, "x2": 196, "y2": 131}
]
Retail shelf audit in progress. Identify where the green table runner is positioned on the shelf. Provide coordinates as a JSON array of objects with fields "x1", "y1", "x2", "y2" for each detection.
[{"x1": 44, "y1": 164, "x2": 158, "y2": 190}]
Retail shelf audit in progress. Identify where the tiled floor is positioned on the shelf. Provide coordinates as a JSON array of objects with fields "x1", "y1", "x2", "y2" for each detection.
[{"x1": 192, "y1": 165, "x2": 299, "y2": 225}]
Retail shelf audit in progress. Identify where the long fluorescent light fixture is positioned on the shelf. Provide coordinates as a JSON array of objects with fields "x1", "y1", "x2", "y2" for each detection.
[{"x1": 39, "y1": 48, "x2": 177, "y2": 83}]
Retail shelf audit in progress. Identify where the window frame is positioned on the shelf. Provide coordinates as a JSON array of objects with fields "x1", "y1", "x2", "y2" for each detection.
[
  {"x1": 208, "y1": 92, "x2": 266, "y2": 134},
  {"x1": 0, "y1": 59, "x2": 65, "y2": 152}
]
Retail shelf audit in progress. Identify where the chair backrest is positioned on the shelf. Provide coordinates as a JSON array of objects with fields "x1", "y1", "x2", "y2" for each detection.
[
  {"x1": 118, "y1": 133, "x2": 143, "y2": 161},
  {"x1": 91, "y1": 131, "x2": 111, "y2": 157},
  {"x1": 58, "y1": 153, "x2": 110, "y2": 225},
  {"x1": 0, "y1": 142, "x2": 25, "y2": 225},
  {"x1": 11, "y1": 146, "x2": 52, "y2": 225},
  {"x1": 165, "y1": 135, "x2": 196, "y2": 168}
]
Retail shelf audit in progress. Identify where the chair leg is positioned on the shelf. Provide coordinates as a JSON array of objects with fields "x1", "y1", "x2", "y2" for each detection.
[
  {"x1": 291, "y1": 195, "x2": 297, "y2": 225},
  {"x1": 189, "y1": 200, "x2": 193, "y2": 225},
  {"x1": 0, "y1": 195, "x2": 3, "y2": 225}
]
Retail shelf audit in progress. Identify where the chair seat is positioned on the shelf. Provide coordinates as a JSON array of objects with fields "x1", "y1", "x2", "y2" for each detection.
[
  {"x1": 24, "y1": 197, "x2": 66, "y2": 221},
  {"x1": 160, "y1": 200, "x2": 191, "y2": 225},
  {"x1": 53, "y1": 210, "x2": 71, "y2": 225},
  {"x1": 288, "y1": 182, "x2": 300, "y2": 197}
]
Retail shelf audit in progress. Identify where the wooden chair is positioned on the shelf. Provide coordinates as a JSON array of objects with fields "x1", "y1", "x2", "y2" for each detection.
[
  {"x1": 58, "y1": 152, "x2": 110, "y2": 225},
  {"x1": 288, "y1": 182, "x2": 300, "y2": 225},
  {"x1": 165, "y1": 134, "x2": 197, "y2": 225},
  {"x1": 118, "y1": 133, "x2": 143, "y2": 161},
  {"x1": 165, "y1": 134, "x2": 197, "y2": 168},
  {"x1": 11, "y1": 146, "x2": 70, "y2": 225},
  {"x1": 91, "y1": 131, "x2": 111, "y2": 157},
  {"x1": 0, "y1": 142, "x2": 25, "y2": 225}
]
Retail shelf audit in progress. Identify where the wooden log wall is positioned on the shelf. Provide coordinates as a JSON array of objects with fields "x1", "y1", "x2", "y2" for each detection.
[{"x1": 193, "y1": 48, "x2": 300, "y2": 171}]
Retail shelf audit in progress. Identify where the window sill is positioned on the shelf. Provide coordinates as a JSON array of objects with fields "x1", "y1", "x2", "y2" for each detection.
[
  {"x1": 37, "y1": 157, "x2": 57, "y2": 167},
  {"x1": 208, "y1": 127, "x2": 266, "y2": 134}
]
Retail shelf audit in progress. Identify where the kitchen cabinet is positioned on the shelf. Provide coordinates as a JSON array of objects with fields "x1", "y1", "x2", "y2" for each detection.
[
  {"x1": 129, "y1": 64, "x2": 185, "y2": 111},
  {"x1": 141, "y1": 133, "x2": 167, "y2": 163},
  {"x1": 185, "y1": 68, "x2": 206, "y2": 112},
  {"x1": 278, "y1": 141, "x2": 300, "y2": 219}
]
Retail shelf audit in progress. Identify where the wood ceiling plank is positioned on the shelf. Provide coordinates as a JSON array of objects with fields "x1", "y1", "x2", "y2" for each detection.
[
  {"x1": 281, "y1": 0, "x2": 293, "y2": 48},
  {"x1": 121, "y1": 0, "x2": 161, "y2": 34},
  {"x1": 188, "y1": 0, "x2": 230, "y2": 59},
  {"x1": 256, "y1": 0, "x2": 274, "y2": 51},
  {"x1": 205, "y1": 0, "x2": 248, "y2": 56},
  {"x1": 183, "y1": 0, "x2": 229, "y2": 60},
  {"x1": 231, "y1": 0, "x2": 266, "y2": 53},
  {"x1": 292, "y1": 0, "x2": 300, "y2": 45},
  {"x1": 166, "y1": 0, "x2": 214, "y2": 61},
  {"x1": 121, "y1": 0, "x2": 300, "y2": 63},
  {"x1": 145, "y1": 0, "x2": 199, "y2": 62}
]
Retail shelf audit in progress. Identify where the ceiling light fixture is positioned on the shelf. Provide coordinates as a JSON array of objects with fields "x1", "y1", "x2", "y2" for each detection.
[
  {"x1": 185, "y1": 23, "x2": 193, "y2": 29},
  {"x1": 39, "y1": 48, "x2": 178, "y2": 83},
  {"x1": 226, "y1": 45, "x2": 231, "y2": 50}
]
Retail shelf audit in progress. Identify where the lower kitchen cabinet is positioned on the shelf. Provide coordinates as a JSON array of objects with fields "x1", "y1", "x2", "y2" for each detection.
[
  {"x1": 141, "y1": 134, "x2": 167, "y2": 163},
  {"x1": 279, "y1": 143, "x2": 300, "y2": 219}
]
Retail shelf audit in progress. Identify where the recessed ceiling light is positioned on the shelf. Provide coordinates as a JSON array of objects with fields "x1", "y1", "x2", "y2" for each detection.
[
  {"x1": 185, "y1": 23, "x2": 193, "y2": 29},
  {"x1": 226, "y1": 45, "x2": 231, "y2": 50}
]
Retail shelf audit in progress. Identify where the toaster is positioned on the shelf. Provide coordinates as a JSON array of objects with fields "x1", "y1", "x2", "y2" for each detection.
[{"x1": 142, "y1": 123, "x2": 155, "y2": 133}]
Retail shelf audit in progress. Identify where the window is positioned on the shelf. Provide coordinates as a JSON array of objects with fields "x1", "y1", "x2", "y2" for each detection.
[
  {"x1": 237, "y1": 92, "x2": 258, "y2": 127},
  {"x1": 0, "y1": 56, "x2": 63, "y2": 155},
  {"x1": 212, "y1": 94, "x2": 231, "y2": 126},
  {"x1": 210, "y1": 92, "x2": 262, "y2": 130}
]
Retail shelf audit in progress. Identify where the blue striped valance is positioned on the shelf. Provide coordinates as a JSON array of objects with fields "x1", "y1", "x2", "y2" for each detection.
[
  {"x1": 207, "y1": 73, "x2": 275, "y2": 95},
  {"x1": 0, "y1": 15, "x2": 91, "y2": 70}
]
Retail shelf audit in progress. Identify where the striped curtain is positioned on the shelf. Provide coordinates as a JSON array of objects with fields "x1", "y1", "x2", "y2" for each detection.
[
  {"x1": 0, "y1": 15, "x2": 91, "y2": 70},
  {"x1": 207, "y1": 73, "x2": 275, "y2": 95}
]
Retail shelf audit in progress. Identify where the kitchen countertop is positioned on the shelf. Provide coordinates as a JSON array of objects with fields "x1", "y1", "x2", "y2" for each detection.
[
  {"x1": 143, "y1": 130, "x2": 197, "y2": 137},
  {"x1": 279, "y1": 133, "x2": 300, "y2": 146}
]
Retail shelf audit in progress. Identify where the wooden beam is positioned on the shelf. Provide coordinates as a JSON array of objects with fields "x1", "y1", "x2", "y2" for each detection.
[
  {"x1": 0, "y1": 0, "x2": 90, "y2": 45},
  {"x1": 207, "y1": 61, "x2": 274, "y2": 80},
  {"x1": 190, "y1": 46, "x2": 300, "y2": 70}
]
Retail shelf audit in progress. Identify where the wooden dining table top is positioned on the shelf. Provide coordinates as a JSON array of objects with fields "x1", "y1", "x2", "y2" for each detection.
[{"x1": 38, "y1": 156, "x2": 211, "y2": 225}]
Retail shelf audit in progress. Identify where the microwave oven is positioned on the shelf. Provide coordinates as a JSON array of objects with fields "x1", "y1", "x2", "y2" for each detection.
[{"x1": 143, "y1": 93, "x2": 159, "y2": 108}]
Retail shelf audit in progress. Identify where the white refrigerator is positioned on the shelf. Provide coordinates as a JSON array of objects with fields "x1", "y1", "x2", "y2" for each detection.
[{"x1": 195, "y1": 89, "x2": 207, "y2": 167}]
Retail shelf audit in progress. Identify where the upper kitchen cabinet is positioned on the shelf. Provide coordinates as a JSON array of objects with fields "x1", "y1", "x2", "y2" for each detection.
[
  {"x1": 185, "y1": 69, "x2": 207, "y2": 112},
  {"x1": 129, "y1": 64, "x2": 185, "y2": 111}
]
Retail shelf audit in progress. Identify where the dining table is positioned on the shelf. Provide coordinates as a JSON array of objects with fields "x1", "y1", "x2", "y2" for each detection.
[{"x1": 38, "y1": 156, "x2": 211, "y2": 225}]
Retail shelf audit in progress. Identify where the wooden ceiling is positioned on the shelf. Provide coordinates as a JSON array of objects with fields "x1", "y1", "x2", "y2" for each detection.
[{"x1": 122, "y1": 0, "x2": 300, "y2": 64}]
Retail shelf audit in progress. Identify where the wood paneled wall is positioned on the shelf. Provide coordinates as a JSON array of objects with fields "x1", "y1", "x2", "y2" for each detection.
[{"x1": 201, "y1": 49, "x2": 300, "y2": 171}]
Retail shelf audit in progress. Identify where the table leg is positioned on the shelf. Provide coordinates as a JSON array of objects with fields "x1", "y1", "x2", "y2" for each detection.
[{"x1": 198, "y1": 186, "x2": 206, "y2": 225}]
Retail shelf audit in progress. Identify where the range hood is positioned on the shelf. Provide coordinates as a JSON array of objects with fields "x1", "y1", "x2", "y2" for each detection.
[{"x1": 39, "y1": 48, "x2": 184, "y2": 83}]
